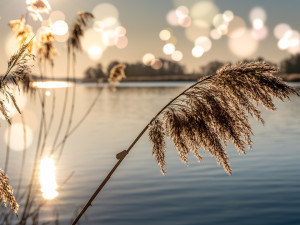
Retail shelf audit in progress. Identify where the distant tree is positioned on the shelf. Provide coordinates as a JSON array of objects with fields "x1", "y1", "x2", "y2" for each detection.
[
  {"x1": 201, "y1": 60, "x2": 225, "y2": 75},
  {"x1": 107, "y1": 60, "x2": 120, "y2": 75},
  {"x1": 241, "y1": 57, "x2": 277, "y2": 68},
  {"x1": 159, "y1": 58, "x2": 185, "y2": 75},
  {"x1": 123, "y1": 58, "x2": 185, "y2": 77},
  {"x1": 84, "y1": 63, "x2": 106, "y2": 80},
  {"x1": 83, "y1": 58, "x2": 186, "y2": 79},
  {"x1": 280, "y1": 53, "x2": 300, "y2": 73}
]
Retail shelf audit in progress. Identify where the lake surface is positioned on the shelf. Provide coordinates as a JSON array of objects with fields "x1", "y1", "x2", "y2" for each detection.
[{"x1": 1, "y1": 82, "x2": 300, "y2": 225}]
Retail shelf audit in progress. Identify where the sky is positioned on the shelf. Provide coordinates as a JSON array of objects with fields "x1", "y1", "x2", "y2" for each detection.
[{"x1": 1, "y1": 0, "x2": 300, "y2": 78}]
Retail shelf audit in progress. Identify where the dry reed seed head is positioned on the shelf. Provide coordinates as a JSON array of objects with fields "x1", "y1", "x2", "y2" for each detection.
[
  {"x1": 0, "y1": 101, "x2": 11, "y2": 124},
  {"x1": 149, "y1": 119, "x2": 167, "y2": 175},
  {"x1": 0, "y1": 169, "x2": 19, "y2": 214},
  {"x1": 163, "y1": 108, "x2": 195, "y2": 165},
  {"x1": 29, "y1": 0, "x2": 50, "y2": 12},
  {"x1": 108, "y1": 63, "x2": 127, "y2": 84},
  {"x1": 0, "y1": 39, "x2": 34, "y2": 123},
  {"x1": 9, "y1": 16, "x2": 34, "y2": 52},
  {"x1": 68, "y1": 12, "x2": 94, "y2": 51},
  {"x1": 36, "y1": 28, "x2": 58, "y2": 65},
  {"x1": 76, "y1": 11, "x2": 94, "y2": 26},
  {"x1": 149, "y1": 61, "x2": 297, "y2": 175}
]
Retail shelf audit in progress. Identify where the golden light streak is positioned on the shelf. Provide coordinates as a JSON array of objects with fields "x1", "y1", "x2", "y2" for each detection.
[
  {"x1": 39, "y1": 157, "x2": 58, "y2": 200},
  {"x1": 31, "y1": 81, "x2": 73, "y2": 89}
]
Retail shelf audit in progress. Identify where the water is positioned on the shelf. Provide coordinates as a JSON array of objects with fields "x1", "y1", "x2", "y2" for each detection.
[{"x1": 1, "y1": 82, "x2": 300, "y2": 225}]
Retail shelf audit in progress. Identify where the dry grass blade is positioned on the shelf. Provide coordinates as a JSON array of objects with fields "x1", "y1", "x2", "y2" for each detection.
[
  {"x1": 148, "y1": 61, "x2": 298, "y2": 175},
  {"x1": 0, "y1": 169, "x2": 19, "y2": 214}
]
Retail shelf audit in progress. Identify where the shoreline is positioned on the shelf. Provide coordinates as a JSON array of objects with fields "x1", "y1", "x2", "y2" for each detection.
[{"x1": 81, "y1": 73, "x2": 300, "y2": 83}]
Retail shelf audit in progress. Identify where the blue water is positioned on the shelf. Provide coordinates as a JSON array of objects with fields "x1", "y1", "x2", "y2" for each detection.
[{"x1": 1, "y1": 82, "x2": 300, "y2": 225}]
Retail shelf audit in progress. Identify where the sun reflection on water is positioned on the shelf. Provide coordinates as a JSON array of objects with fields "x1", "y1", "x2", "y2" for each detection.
[
  {"x1": 31, "y1": 81, "x2": 73, "y2": 89},
  {"x1": 39, "y1": 157, "x2": 58, "y2": 200}
]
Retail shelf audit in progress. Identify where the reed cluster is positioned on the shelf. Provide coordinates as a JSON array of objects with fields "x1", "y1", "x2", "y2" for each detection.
[
  {"x1": 1, "y1": 7, "x2": 127, "y2": 224},
  {"x1": 0, "y1": 39, "x2": 34, "y2": 214},
  {"x1": 149, "y1": 62, "x2": 297, "y2": 174},
  {"x1": 0, "y1": 169, "x2": 18, "y2": 214},
  {"x1": 71, "y1": 61, "x2": 298, "y2": 225}
]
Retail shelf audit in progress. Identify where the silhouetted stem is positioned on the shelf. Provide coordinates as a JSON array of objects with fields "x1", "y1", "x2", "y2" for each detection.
[
  {"x1": 71, "y1": 75, "x2": 213, "y2": 224},
  {"x1": 4, "y1": 123, "x2": 11, "y2": 173},
  {"x1": 16, "y1": 114, "x2": 28, "y2": 199},
  {"x1": 55, "y1": 85, "x2": 102, "y2": 156},
  {"x1": 50, "y1": 50, "x2": 71, "y2": 154}
]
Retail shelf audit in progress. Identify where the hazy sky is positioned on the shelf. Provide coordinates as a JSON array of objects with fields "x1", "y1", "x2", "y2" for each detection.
[{"x1": 1, "y1": 0, "x2": 300, "y2": 77}]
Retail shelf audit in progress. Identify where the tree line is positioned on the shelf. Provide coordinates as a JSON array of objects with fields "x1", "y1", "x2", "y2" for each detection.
[{"x1": 84, "y1": 54, "x2": 300, "y2": 81}]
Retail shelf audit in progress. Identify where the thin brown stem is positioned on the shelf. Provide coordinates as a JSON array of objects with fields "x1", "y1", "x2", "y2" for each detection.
[
  {"x1": 71, "y1": 75, "x2": 214, "y2": 224},
  {"x1": 4, "y1": 122, "x2": 12, "y2": 174},
  {"x1": 50, "y1": 50, "x2": 71, "y2": 154},
  {"x1": 55, "y1": 85, "x2": 102, "y2": 157},
  {"x1": 16, "y1": 114, "x2": 28, "y2": 199}
]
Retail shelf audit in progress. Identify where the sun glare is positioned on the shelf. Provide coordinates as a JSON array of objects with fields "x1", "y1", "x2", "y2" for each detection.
[
  {"x1": 163, "y1": 43, "x2": 175, "y2": 55},
  {"x1": 31, "y1": 81, "x2": 73, "y2": 89},
  {"x1": 192, "y1": 45, "x2": 204, "y2": 57},
  {"x1": 88, "y1": 45, "x2": 103, "y2": 60},
  {"x1": 39, "y1": 157, "x2": 58, "y2": 200},
  {"x1": 52, "y1": 20, "x2": 68, "y2": 36}
]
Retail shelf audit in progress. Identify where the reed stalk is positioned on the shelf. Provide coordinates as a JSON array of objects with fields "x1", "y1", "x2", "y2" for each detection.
[{"x1": 71, "y1": 61, "x2": 298, "y2": 224}]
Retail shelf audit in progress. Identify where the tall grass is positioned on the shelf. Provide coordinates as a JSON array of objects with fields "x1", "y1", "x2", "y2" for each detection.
[
  {"x1": 71, "y1": 61, "x2": 299, "y2": 224},
  {"x1": 0, "y1": 39, "x2": 34, "y2": 215},
  {"x1": 1, "y1": 9, "x2": 127, "y2": 224}
]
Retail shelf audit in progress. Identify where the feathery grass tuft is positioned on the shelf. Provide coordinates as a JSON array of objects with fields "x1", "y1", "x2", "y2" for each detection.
[
  {"x1": 0, "y1": 169, "x2": 19, "y2": 214},
  {"x1": 9, "y1": 16, "x2": 34, "y2": 52},
  {"x1": 0, "y1": 39, "x2": 34, "y2": 123},
  {"x1": 108, "y1": 63, "x2": 127, "y2": 84},
  {"x1": 148, "y1": 61, "x2": 298, "y2": 175},
  {"x1": 68, "y1": 12, "x2": 94, "y2": 52},
  {"x1": 71, "y1": 61, "x2": 299, "y2": 224},
  {"x1": 0, "y1": 38, "x2": 33, "y2": 215},
  {"x1": 36, "y1": 26, "x2": 57, "y2": 66},
  {"x1": 149, "y1": 119, "x2": 166, "y2": 175}
]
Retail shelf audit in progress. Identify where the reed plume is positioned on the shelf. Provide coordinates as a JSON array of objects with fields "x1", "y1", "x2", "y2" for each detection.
[
  {"x1": 108, "y1": 63, "x2": 127, "y2": 84},
  {"x1": 0, "y1": 169, "x2": 18, "y2": 214},
  {"x1": 72, "y1": 61, "x2": 299, "y2": 225},
  {"x1": 148, "y1": 61, "x2": 297, "y2": 175},
  {"x1": 26, "y1": 0, "x2": 51, "y2": 21},
  {"x1": 0, "y1": 39, "x2": 34, "y2": 123},
  {"x1": 0, "y1": 39, "x2": 33, "y2": 216},
  {"x1": 9, "y1": 16, "x2": 34, "y2": 52},
  {"x1": 68, "y1": 12, "x2": 94, "y2": 52},
  {"x1": 36, "y1": 25, "x2": 57, "y2": 67}
]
